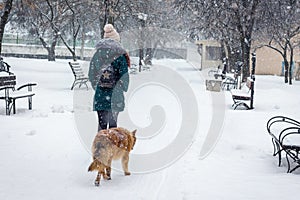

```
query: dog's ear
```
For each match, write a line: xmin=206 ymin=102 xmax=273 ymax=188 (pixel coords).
xmin=132 ymin=129 xmax=137 ymax=136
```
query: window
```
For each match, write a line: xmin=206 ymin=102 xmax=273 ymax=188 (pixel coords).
xmin=206 ymin=46 xmax=221 ymax=61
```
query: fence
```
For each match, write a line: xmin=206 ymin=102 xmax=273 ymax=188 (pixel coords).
xmin=3 ymin=34 xmax=97 ymax=48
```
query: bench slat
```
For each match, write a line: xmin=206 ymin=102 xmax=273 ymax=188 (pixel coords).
xmin=0 ymin=75 xmax=16 ymax=81
xmin=75 ymin=73 xmax=85 ymax=77
xmin=0 ymin=81 xmax=16 ymax=87
xmin=0 ymin=74 xmax=16 ymax=88
xmin=74 ymin=70 xmax=84 ymax=75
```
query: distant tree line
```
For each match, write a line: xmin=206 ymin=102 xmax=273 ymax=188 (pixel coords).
xmin=174 ymin=0 xmax=300 ymax=84
xmin=0 ymin=0 xmax=176 ymax=62
xmin=0 ymin=0 xmax=299 ymax=84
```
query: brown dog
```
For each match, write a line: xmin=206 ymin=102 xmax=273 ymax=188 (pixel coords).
xmin=88 ymin=127 xmax=137 ymax=186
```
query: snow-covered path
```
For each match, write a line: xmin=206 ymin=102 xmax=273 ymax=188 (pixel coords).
xmin=1 ymin=57 xmax=300 ymax=200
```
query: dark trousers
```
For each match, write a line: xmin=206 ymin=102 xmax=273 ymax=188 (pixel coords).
xmin=97 ymin=110 xmax=119 ymax=131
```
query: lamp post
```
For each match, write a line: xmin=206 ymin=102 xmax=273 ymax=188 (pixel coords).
xmin=137 ymin=13 xmax=147 ymax=72
xmin=251 ymin=52 xmax=256 ymax=80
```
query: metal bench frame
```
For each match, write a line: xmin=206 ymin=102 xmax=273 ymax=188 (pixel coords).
xmin=267 ymin=116 xmax=300 ymax=173
xmin=230 ymin=77 xmax=254 ymax=110
xmin=0 ymin=74 xmax=37 ymax=115
xmin=68 ymin=62 xmax=89 ymax=90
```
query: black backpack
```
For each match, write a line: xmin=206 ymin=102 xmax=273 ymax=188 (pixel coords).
xmin=98 ymin=63 xmax=117 ymax=88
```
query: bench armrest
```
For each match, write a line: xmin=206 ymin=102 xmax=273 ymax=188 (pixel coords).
xmin=16 ymin=82 xmax=38 ymax=91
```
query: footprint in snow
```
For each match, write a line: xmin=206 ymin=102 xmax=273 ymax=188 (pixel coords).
xmin=25 ymin=130 xmax=37 ymax=136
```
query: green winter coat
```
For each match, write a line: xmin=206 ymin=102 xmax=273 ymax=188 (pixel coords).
xmin=88 ymin=39 xmax=129 ymax=112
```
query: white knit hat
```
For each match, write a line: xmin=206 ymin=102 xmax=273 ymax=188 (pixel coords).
xmin=103 ymin=24 xmax=120 ymax=42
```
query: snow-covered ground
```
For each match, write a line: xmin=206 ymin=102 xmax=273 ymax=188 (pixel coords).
xmin=0 ymin=57 xmax=300 ymax=200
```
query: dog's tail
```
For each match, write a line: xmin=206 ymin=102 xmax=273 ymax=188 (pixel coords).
xmin=88 ymin=160 xmax=98 ymax=172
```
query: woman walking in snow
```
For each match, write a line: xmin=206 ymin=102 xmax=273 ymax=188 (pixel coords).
xmin=88 ymin=24 xmax=130 ymax=131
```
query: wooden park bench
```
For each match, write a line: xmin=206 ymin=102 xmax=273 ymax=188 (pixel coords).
xmin=230 ymin=77 xmax=254 ymax=110
xmin=68 ymin=62 xmax=89 ymax=90
xmin=267 ymin=116 xmax=300 ymax=173
xmin=0 ymin=73 xmax=37 ymax=115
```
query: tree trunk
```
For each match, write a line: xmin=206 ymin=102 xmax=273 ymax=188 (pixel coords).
xmin=220 ymin=41 xmax=227 ymax=61
xmin=66 ymin=0 xmax=80 ymax=61
xmin=240 ymin=34 xmax=252 ymax=82
xmin=37 ymin=30 xmax=58 ymax=62
xmin=144 ymin=39 xmax=154 ymax=65
xmin=0 ymin=0 xmax=13 ymax=55
xmin=59 ymin=35 xmax=76 ymax=61
xmin=71 ymin=51 xmax=76 ymax=61
xmin=138 ymin=48 xmax=144 ymax=72
xmin=289 ymin=46 xmax=294 ymax=85
xmin=265 ymin=42 xmax=290 ymax=84
xmin=80 ymin=28 xmax=85 ymax=60
xmin=47 ymin=47 xmax=56 ymax=61
xmin=138 ymin=19 xmax=145 ymax=72
xmin=144 ymin=48 xmax=153 ymax=65
xmin=226 ymin=44 xmax=235 ymax=72
xmin=283 ymin=49 xmax=288 ymax=83
xmin=283 ymin=59 xmax=288 ymax=83
xmin=102 ymin=0 xmax=110 ymax=33
xmin=72 ymin=35 xmax=77 ymax=61
xmin=48 ymin=40 xmax=57 ymax=61
xmin=242 ymin=42 xmax=251 ymax=81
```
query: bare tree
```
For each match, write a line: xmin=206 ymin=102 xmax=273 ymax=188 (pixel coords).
xmin=60 ymin=0 xmax=81 ymax=61
xmin=15 ymin=0 xmax=87 ymax=61
xmin=174 ymin=0 xmax=262 ymax=80
xmin=0 ymin=0 xmax=13 ymax=55
xmin=15 ymin=0 xmax=65 ymax=61
xmin=88 ymin=0 xmax=123 ymax=38
xmin=258 ymin=0 xmax=300 ymax=84
xmin=36 ymin=0 xmax=83 ymax=61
